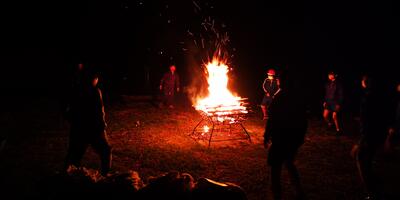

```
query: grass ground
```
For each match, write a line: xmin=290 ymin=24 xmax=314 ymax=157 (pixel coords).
xmin=0 ymin=95 xmax=399 ymax=200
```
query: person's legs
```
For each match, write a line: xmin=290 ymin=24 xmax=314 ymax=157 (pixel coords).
xmin=91 ymin=131 xmax=112 ymax=176
xmin=261 ymin=96 xmax=271 ymax=120
xmin=268 ymin=145 xmax=283 ymax=200
xmin=165 ymin=94 xmax=174 ymax=108
xmin=323 ymin=109 xmax=331 ymax=126
xmin=261 ymin=105 xmax=268 ymax=120
xmin=65 ymin=135 xmax=88 ymax=170
xmin=286 ymin=160 xmax=305 ymax=199
xmin=270 ymin=163 xmax=283 ymax=200
xmin=161 ymin=93 xmax=167 ymax=107
xmin=160 ymin=91 xmax=170 ymax=107
xmin=356 ymin=143 xmax=378 ymax=197
xmin=332 ymin=112 xmax=341 ymax=132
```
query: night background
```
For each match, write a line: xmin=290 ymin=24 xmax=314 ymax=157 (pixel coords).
xmin=1 ymin=0 xmax=399 ymax=199
xmin=3 ymin=0 xmax=399 ymax=103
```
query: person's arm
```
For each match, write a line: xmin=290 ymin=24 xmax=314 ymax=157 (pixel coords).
xmin=262 ymin=78 xmax=270 ymax=96
xmin=97 ymin=88 xmax=107 ymax=128
xmin=272 ymin=79 xmax=281 ymax=98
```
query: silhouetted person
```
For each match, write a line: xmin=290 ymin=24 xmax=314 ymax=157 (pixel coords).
xmin=65 ymin=71 xmax=112 ymax=176
xmin=64 ymin=63 xmax=85 ymax=120
xmin=323 ymin=71 xmax=344 ymax=134
xmin=264 ymin=73 xmax=307 ymax=200
xmin=159 ymin=65 xmax=180 ymax=108
xmin=261 ymin=69 xmax=280 ymax=120
xmin=352 ymin=75 xmax=390 ymax=200
xmin=386 ymin=82 xmax=400 ymax=153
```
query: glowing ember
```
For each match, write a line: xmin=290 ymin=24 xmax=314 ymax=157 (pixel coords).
xmin=195 ymin=58 xmax=247 ymax=123
xmin=203 ymin=125 xmax=209 ymax=133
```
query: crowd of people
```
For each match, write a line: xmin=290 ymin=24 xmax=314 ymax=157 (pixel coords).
xmin=62 ymin=62 xmax=399 ymax=200
xmin=261 ymin=68 xmax=399 ymax=200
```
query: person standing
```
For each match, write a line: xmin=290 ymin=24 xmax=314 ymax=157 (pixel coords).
xmin=160 ymin=65 xmax=180 ymax=108
xmin=264 ymin=73 xmax=307 ymax=200
xmin=352 ymin=75 xmax=390 ymax=200
xmin=323 ymin=71 xmax=344 ymax=134
xmin=386 ymin=82 xmax=400 ymax=153
xmin=65 ymin=71 xmax=112 ymax=176
xmin=261 ymin=69 xmax=280 ymax=120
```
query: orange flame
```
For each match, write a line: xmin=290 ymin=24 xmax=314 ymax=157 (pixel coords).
xmin=195 ymin=58 xmax=247 ymax=123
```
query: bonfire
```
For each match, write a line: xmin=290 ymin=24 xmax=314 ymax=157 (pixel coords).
xmin=190 ymin=57 xmax=251 ymax=147
xmin=194 ymin=58 xmax=248 ymax=124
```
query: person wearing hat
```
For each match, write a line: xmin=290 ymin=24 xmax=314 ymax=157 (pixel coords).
xmin=323 ymin=71 xmax=344 ymax=134
xmin=261 ymin=69 xmax=280 ymax=120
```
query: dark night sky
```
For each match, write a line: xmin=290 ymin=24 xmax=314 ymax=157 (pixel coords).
xmin=1 ymin=0 xmax=399 ymax=110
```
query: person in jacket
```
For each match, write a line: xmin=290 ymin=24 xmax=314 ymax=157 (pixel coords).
xmin=261 ymin=69 xmax=280 ymax=120
xmin=323 ymin=71 xmax=344 ymax=134
xmin=160 ymin=65 xmax=180 ymax=108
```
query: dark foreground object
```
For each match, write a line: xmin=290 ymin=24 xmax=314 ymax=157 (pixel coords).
xmin=38 ymin=166 xmax=247 ymax=200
